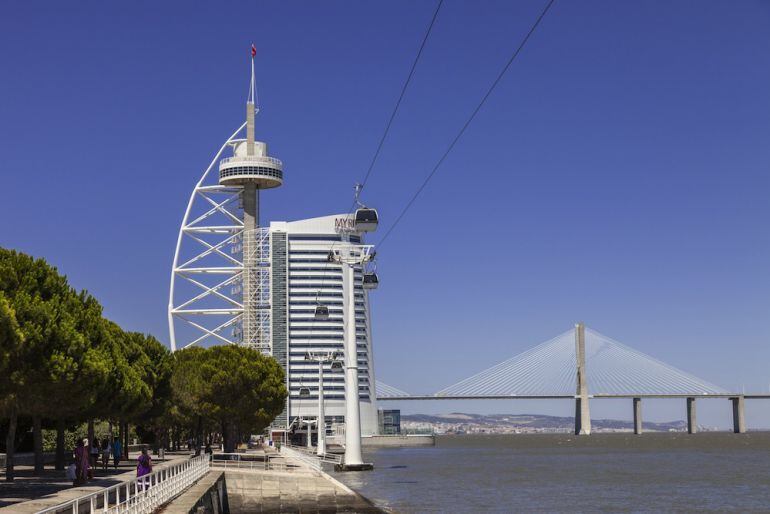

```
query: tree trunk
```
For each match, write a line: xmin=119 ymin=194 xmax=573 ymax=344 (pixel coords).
xmin=195 ymin=416 xmax=202 ymax=456
xmin=223 ymin=422 xmax=237 ymax=453
xmin=4 ymin=408 xmax=17 ymax=481
xmin=123 ymin=422 xmax=129 ymax=459
xmin=55 ymin=419 xmax=66 ymax=470
xmin=87 ymin=419 xmax=95 ymax=448
xmin=32 ymin=415 xmax=44 ymax=474
xmin=118 ymin=421 xmax=125 ymax=459
xmin=108 ymin=421 xmax=113 ymax=441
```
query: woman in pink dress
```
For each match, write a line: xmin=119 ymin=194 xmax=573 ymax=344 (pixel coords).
xmin=136 ymin=448 xmax=153 ymax=491
xmin=73 ymin=439 xmax=90 ymax=485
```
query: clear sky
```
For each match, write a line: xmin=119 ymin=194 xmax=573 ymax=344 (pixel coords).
xmin=2 ymin=1 xmax=769 ymax=428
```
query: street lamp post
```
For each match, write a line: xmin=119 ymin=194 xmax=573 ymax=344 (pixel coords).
xmin=305 ymin=351 xmax=342 ymax=456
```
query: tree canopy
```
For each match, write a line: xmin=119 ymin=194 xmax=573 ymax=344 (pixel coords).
xmin=0 ymin=247 xmax=288 ymax=478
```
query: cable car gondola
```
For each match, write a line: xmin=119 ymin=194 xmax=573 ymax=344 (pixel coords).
xmin=353 ymin=183 xmax=378 ymax=232
xmin=299 ymin=387 xmax=311 ymax=397
xmin=363 ymin=272 xmax=379 ymax=290
xmin=314 ymin=304 xmax=329 ymax=320
xmin=331 ymin=360 xmax=344 ymax=370
xmin=354 ymin=207 xmax=378 ymax=232
xmin=314 ymin=293 xmax=329 ymax=320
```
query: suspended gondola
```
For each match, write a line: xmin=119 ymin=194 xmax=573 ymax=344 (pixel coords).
xmin=353 ymin=183 xmax=378 ymax=232
xmin=299 ymin=387 xmax=311 ymax=397
xmin=363 ymin=272 xmax=379 ymax=290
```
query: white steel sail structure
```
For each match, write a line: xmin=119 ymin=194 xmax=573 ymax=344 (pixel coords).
xmin=169 ymin=47 xmax=281 ymax=352
xmin=168 ymin=122 xmax=245 ymax=351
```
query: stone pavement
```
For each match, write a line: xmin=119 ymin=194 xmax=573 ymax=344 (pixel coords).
xmin=0 ymin=451 xmax=192 ymax=513
xmin=223 ymin=468 xmax=382 ymax=513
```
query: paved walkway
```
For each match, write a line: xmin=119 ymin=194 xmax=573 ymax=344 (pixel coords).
xmin=0 ymin=451 xmax=192 ymax=513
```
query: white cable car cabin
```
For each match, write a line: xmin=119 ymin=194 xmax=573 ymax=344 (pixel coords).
xmin=299 ymin=387 xmax=311 ymax=397
xmin=363 ymin=272 xmax=379 ymax=290
xmin=354 ymin=207 xmax=378 ymax=232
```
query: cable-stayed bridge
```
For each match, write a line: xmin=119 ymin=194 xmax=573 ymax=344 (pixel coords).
xmin=376 ymin=324 xmax=769 ymax=435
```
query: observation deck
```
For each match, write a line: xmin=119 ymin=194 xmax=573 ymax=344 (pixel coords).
xmin=219 ymin=139 xmax=283 ymax=188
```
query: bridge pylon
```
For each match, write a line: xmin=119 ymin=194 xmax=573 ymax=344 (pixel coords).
xmin=574 ymin=323 xmax=591 ymax=435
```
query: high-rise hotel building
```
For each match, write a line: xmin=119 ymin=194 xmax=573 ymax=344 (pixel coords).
xmin=268 ymin=215 xmax=380 ymax=437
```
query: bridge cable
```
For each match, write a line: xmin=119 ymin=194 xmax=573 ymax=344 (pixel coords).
xmin=376 ymin=0 xmax=556 ymax=249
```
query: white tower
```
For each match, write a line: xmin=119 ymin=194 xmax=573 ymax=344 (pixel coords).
xmin=168 ymin=46 xmax=282 ymax=352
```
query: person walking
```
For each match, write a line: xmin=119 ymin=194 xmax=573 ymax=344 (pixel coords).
xmin=112 ymin=437 xmax=122 ymax=469
xmin=136 ymin=448 xmax=153 ymax=491
xmin=101 ymin=438 xmax=111 ymax=470
xmin=89 ymin=438 xmax=100 ymax=472
xmin=74 ymin=439 xmax=90 ymax=485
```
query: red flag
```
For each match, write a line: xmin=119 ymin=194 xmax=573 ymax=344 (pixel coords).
xmin=251 ymin=44 xmax=256 ymax=58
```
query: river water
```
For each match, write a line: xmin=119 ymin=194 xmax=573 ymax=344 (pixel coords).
xmin=331 ymin=433 xmax=770 ymax=513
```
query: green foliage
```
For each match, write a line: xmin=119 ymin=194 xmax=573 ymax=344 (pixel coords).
xmin=0 ymin=249 xmax=111 ymax=422
xmin=171 ymin=345 xmax=287 ymax=436
xmin=1 ymin=247 xmax=288 ymax=459
xmin=0 ymin=292 xmax=23 ymax=407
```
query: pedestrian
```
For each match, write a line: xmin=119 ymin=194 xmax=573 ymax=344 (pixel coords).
xmin=74 ymin=438 xmax=90 ymax=485
xmin=89 ymin=438 xmax=100 ymax=471
xmin=101 ymin=438 xmax=111 ymax=470
xmin=112 ymin=437 xmax=123 ymax=469
xmin=136 ymin=448 xmax=153 ymax=491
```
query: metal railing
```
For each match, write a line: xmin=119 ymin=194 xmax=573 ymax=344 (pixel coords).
xmin=279 ymin=445 xmax=322 ymax=471
xmin=35 ymin=454 xmax=210 ymax=514
xmin=209 ymin=453 xmax=303 ymax=473
xmin=282 ymin=443 xmax=343 ymax=465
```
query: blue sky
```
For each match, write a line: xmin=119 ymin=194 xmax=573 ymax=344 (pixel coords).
xmin=1 ymin=1 xmax=769 ymax=427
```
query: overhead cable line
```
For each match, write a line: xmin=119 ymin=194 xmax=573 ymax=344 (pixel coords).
xmin=356 ymin=0 xmax=444 ymax=196
xmin=377 ymin=0 xmax=556 ymax=249
xmin=302 ymin=0 xmax=445 ymax=404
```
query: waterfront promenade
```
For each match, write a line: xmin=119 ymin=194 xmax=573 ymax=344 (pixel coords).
xmin=0 ymin=451 xmax=191 ymax=513
xmin=1 ymin=448 xmax=383 ymax=513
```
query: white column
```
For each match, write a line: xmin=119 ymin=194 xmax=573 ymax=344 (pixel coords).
xmin=343 ymin=259 xmax=364 ymax=466
xmin=317 ymin=359 xmax=326 ymax=456
xmin=574 ymin=323 xmax=591 ymax=435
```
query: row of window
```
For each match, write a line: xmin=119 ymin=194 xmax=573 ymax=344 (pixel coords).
xmin=219 ymin=166 xmax=282 ymax=179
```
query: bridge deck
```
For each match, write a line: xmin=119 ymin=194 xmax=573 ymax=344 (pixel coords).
xmin=378 ymin=393 xmax=770 ymax=400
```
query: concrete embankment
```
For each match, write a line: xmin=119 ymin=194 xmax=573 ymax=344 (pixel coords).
xmin=163 ymin=451 xmax=383 ymax=513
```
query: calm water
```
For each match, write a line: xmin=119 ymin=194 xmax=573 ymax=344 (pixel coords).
xmin=331 ymin=433 xmax=770 ymax=513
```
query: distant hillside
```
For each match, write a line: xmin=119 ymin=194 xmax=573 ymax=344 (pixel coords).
xmin=401 ymin=412 xmax=687 ymax=431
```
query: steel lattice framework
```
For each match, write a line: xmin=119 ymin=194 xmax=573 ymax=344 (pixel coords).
xmin=168 ymin=122 xmax=272 ymax=352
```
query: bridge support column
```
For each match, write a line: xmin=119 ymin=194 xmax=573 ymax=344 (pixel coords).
xmin=574 ymin=323 xmax=591 ymax=435
xmin=633 ymin=398 xmax=642 ymax=435
xmin=686 ymin=397 xmax=697 ymax=434
xmin=731 ymin=396 xmax=746 ymax=434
